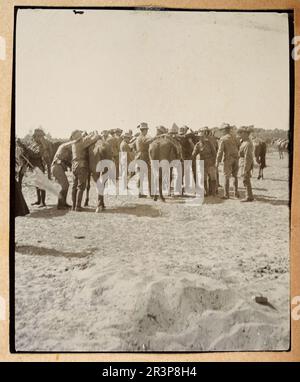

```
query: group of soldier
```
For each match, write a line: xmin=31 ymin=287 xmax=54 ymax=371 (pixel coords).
xmin=20 ymin=121 xmax=255 ymax=212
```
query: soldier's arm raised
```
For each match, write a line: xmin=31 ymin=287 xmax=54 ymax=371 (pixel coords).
xmin=82 ymin=132 xmax=100 ymax=148
xmin=191 ymin=143 xmax=200 ymax=160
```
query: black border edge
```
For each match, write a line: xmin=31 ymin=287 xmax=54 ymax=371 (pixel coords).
xmin=9 ymin=5 xmax=18 ymax=354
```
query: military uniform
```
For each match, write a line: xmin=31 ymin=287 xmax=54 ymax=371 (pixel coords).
xmin=71 ymin=132 xmax=99 ymax=211
xmin=106 ymin=132 xmax=120 ymax=177
xmin=31 ymin=129 xmax=54 ymax=207
xmin=135 ymin=123 xmax=151 ymax=197
xmin=239 ymin=136 xmax=254 ymax=201
xmin=216 ymin=130 xmax=240 ymax=198
xmin=51 ymin=142 xmax=72 ymax=208
xmin=192 ymin=136 xmax=217 ymax=196
xmin=120 ymin=139 xmax=135 ymax=163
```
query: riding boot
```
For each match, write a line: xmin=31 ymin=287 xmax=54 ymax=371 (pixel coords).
xmin=210 ymin=180 xmax=217 ymax=197
xmin=204 ymin=179 xmax=209 ymax=197
xmin=221 ymin=179 xmax=230 ymax=199
xmin=241 ymin=180 xmax=254 ymax=202
xmin=40 ymin=190 xmax=46 ymax=207
xmin=31 ymin=188 xmax=41 ymax=205
xmin=72 ymin=189 xmax=77 ymax=211
xmin=208 ymin=179 xmax=212 ymax=195
xmin=233 ymin=177 xmax=239 ymax=198
xmin=75 ymin=190 xmax=84 ymax=211
xmin=62 ymin=189 xmax=71 ymax=207
xmin=57 ymin=190 xmax=69 ymax=209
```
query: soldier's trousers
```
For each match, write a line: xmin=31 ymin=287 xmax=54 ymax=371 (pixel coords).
xmin=72 ymin=167 xmax=88 ymax=192
xmin=243 ymin=170 xmax=253 ymax=200
xmin=72 ymin=166 xmax=88 ymax=208
xmin=52 ymin=163 xmax=69 ymax=204
xmin=223 ymin=157 xmax=239 ymax=197
xmin=136 ymin=161 xmax=151 ymax=195
xmin=223 ymin=157 xmax=239 ymax=179
xmin=114 ymin=155 xmax=120 ymax=179
xmin=204 ymin=163 xmax=217 ymax=196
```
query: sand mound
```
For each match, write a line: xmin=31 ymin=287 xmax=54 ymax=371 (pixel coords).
xmin=117 ymin=275 xmax=289 ymax=351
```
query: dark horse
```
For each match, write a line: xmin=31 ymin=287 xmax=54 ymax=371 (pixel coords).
xmin=16 ymin=139 xmax=47 ymax=206
xmin=253 ymin=139 xmax=267 ymax=180
xmin=16 ymin=138 xmax=63 ymax=206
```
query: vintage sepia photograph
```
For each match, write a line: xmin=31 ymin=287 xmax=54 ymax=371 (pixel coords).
xmin=13 ymin=7 xmax=292 ymax=352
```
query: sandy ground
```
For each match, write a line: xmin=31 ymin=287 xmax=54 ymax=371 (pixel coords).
xmin=15 ymin=151 xmax=290 ymax=352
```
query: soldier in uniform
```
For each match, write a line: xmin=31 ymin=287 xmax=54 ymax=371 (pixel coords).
xmin=120 ymin=132 xmax=135 ymax=182
xmin=207 ymin=128 xmax=220 ymax=193
xmin=71 ymin=130 xmax=99 ymax=211
xmin=192 ymin=128 xmax=217 ymax=196
xmin=216 ymin=123 xmax=240 ymax=199
xmin=120 ymin=132 xmax=135 ymax=163
xmin=155 ymin=125 xmax=168 ymax=137
xmin=31 ymin=128 xmax=54 ymax=207
xmin=51 ymin=137 xmax=80 ymax=210
xmin=32 ymin=128 xmax=53 ymax=179
xmin=178 ymin=126 xmax=194 ymax=193
xmin=101 ymin=130 xmax=109 ymax=141
xmin=107 ymin=129 xmax=120 ymax=178
xmin=135 ymin=122 xmax=152 ymax=198
xmin=237 ymin=126 xmax=255 ymax=202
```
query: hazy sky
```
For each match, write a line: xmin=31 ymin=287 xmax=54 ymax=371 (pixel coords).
xmin=16 ymin=9 xmax=290 ymax=138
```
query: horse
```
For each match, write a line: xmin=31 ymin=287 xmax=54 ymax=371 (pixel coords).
xmin=16 ymin=138 xmax=64 ymax=206
xmin=275 ymin=138 xmax=289 ymax=159
xmin=253 ymin=139 xmax=267 ymax=179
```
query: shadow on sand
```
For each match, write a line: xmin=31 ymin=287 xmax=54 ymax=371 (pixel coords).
xmin=15 ymin=244 xmax=94 ymax=258
xmin=74 ymin=203 xmax=162 ymax=218
xmin=254 ymin=195 xmax=289 ymax=207
xmin=28 ymin=205 xmax=70 ymax=218
xmin=102 ymin=204 xmax=161 ymax=217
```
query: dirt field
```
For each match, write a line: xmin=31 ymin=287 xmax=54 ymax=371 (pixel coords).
xmin=15 ymin=151 xmax=290 ymax=352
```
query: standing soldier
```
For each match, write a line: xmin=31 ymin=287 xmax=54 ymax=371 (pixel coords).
xmin=179 ymin=126 xmax=194 ymax=194
xmin=120 ymin=132 xmax=135 ymax=182
xmin=51 ymin=137 xmax=80 ymax=210
xmin=71 ymin=130 xmax=99 ymax=211
xmin=155 ymin=125 xmax=168 ymax=137
xmin=31 ymin=128 xmax=54 ymax=207
xmin=107 ymin=129 xmax=120 ymax=178
xmin=192 ymin=128 xmax=217 ymax=196
xmin=207 ymin=128 xmax=220 ymax=194
xmin=101 ymin=130 xmax=109 ymax=141
xmin=120 ymin=132 xmax=135 ymax=163
xmin=135 ymin=122 xmax=152 ymax=198
xmin=115 ymin=128 xmax=123 ymax=177
xmin=237 ymin=126 xmax=255 ymax=202
xmin=216 ymin=123 xmax=240 ymax=199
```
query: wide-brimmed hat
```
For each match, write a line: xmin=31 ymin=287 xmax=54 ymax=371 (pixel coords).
xmin=169 ymin=123 xmax=179 ymax=134
xmin=179 ymin=126 xmax=189 ymax=135
xmin=33 ymin=128 xmax=45 ymax=138
xmin=137 ymin=122 xmax=149 ymax=130
xmin=156 ymin=125 xmax=167 ymax=134
xmin=237 ymin=125 xmax=254 ymax=134
xmin=115 ymin=128 xmax=123 ymax=134
xmin=219 ymin=123 xmax=233 ymax=131
xmin=70 ymin=130 xmax=82 ymax=140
